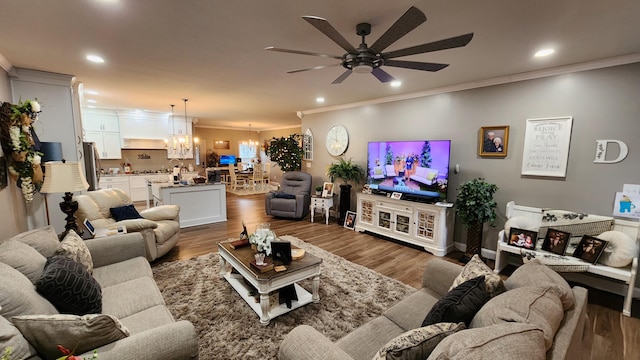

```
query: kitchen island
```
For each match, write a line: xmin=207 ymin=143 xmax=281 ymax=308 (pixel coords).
xmin=157 ymin=183 xmax=227 ymax=228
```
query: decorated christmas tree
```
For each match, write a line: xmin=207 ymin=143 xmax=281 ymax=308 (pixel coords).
xmin=420 ymin=141 xmax=432 ymax=168
xmin=385 ymin=144 xmax=393 ymax=165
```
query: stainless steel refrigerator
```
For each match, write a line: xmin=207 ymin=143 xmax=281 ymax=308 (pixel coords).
xmin=82 ymin=142 xmax=101 ymax=191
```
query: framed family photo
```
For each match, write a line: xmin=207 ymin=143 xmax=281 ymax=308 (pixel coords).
xmin=322 ymin=182 xmax=334 ymax=198
xmin=573 ymin=235 xmax=608 ymax=264
xmin=541 ymin=228 xmax=571 ymax=255
xmin=478 ymin=125 xmax=509 ymax=157
xmin=507 ymin=228 xmax=538 ymax=250
xmin=344 ymin=211 xmax=357 ymax=230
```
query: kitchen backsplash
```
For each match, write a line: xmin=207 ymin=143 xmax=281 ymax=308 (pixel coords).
xmin=100 ymin=149 xmax=201 ymax=173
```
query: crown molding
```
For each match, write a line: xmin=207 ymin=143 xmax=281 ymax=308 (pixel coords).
xmin=301 ymin=53 xmax=640 ymax=116
xmin=195 ymin=124 xmax=301 ymax=132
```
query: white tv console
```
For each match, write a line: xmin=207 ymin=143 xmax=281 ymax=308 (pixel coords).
xmin=494 ymin=201 xmax=639 ymax=317
xmin=355 ymin=193 xmax=454 ymax=256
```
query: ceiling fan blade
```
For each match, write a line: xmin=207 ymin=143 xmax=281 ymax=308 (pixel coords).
xmin=302 ymin=16 xmax=357 ymax=53
xmin=383 ymin=33 xmax=474 ymax=59
xmin=370 ymin=6 xmax=427 ymax=54
xmin=371 ymin=67 xmax=395 ymax=83
xmin=332 ymin=70 xmax=353 ymax=84
xmin=384 ymin=60 xmax=449 ymax=72
xmin=265 ymin=47 xmax=342 ymax=59
xmin=287 ymin=63 xmax=341 ymax=74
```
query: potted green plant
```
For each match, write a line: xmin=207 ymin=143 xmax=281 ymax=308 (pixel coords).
xmin=455 ymin=178 xmax=498 ymax=262
xmin=315 ymin=185 xmax=323 ymax=196
xmin=327 ymin=158 xmax=365 ymax=224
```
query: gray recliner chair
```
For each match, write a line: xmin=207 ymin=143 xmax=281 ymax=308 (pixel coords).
xmin=265 ymin=171 xmax=312 ymax=219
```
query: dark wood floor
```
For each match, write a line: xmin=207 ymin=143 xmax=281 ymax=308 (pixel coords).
xmin=152 ymin=193 xmax=640 ymax=360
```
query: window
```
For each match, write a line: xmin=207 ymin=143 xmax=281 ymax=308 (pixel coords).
xmin=238 ymin=143 xmax=257 ymax=161
xmin=303 ymin=128 xmax=313 ymax=161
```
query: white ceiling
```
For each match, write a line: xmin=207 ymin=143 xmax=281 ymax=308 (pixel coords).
xmin=1 ymin=0 xmax=639 ymax=131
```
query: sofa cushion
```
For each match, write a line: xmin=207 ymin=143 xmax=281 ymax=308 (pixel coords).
xmin=505 ymin=259 xmax=574 ymax=310
xmin=0 ymin=238 xmax=47 ymax=284
xmin=140 ymin=204 xmax=179 ymax=221
xmin=428 ymin=322 xmax=547 ymax=359
xmin=470 ymin=285 xmax=564 ymax=350
xmin=86 ymin=188 xmax=133 ymax=219
xmin=373 ymin=322 xmax=465 ymax=360
xmin=153 ymin=219 xmax=180 ymax=245
xmin=119 ymin=305 xmax=175 ymax=334
xmin=423 ymin=276 xmax=489 ymax=327
xmin=92 ymin=257 xmax=153 ymax=288
xmin=597 ymin=231 xmax=637 ymax=267
xmin=110 ymin=204 xmax=143 ymax=222
xmin=7 ymin=225 xmax=60 ymax=257
xmin=336 ymin=316 xmax=406 ymax=360
xmin=36 ymin=256 xmax=102 ymax=315
xmin=384 ymin=288 xmax=440 ymax=331
xmin=57 ymin=230 xmax=93 ymax=274
xmin=0 ymin=314 xmax=36 ymax=359
xmin=0 ymin=262 xmax=58 ymax=318
xmin=101 ymin=277 xmax=165 ymax=319
xmin=449 ymin=255 xmax=505 ymax=297
xmin=12 ymin=314 xmax=129 ymax=360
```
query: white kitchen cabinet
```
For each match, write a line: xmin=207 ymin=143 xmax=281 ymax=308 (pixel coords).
xmin=355 ymin=193 xmax=454 ymax=256
xmin=83 ymin=111 xmax=120 ymax=132
xmin=99 ymin=176 xmax=130 ymax=197
xmin=129 ymin=175 xmax=151 ymax=202
xmin=119 ymin=110 xmax=169 ymax=140
xmin=83 ymin=108 xmax=121 ymax=159
xmin=85 ymin=131 xmax=122 ymax=159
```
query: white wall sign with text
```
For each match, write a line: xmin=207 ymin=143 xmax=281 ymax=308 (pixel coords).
xmin=521 ymin=116 xmax=573 ymax=177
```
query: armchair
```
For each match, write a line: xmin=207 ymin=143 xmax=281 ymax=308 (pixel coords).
xmin=385 ymin=164 xmax=397 ymax=177
xmin=75 ymin=188 xmax=180 ymax=261
xmin=265 ymin=171 xmax=312 ymax=219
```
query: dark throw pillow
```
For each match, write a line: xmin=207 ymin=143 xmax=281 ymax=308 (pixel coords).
xmin=422 ymin=275 xmax=489 ymax=327
xmin=274 ymin=193 xmax=296 ymax=199
xmin=110 ymin=204 xmax=143 ymax=222
xmin=36 ymin=256 xmax=102 ymax=315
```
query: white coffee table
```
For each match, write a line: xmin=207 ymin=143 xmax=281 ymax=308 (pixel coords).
xmin=218 ymin=241 xmax=322 ymax=325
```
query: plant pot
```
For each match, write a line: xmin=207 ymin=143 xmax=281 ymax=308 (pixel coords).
xmin=460 ymin=221 xmax=483 ymax=263
xmin=339 ymin=184 xmax=352 ymax=225
xmin=315 ymin=191 xmax=322 ymax=196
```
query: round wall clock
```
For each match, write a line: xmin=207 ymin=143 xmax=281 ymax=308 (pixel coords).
xmin=326 ymin=124 xmax=349 ymax=156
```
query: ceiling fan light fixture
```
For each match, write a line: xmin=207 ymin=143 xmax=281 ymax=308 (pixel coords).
xmin=353 ymin=63 xmax=373 ymax=74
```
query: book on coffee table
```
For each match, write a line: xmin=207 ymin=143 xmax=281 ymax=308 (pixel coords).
xmin=250 ymin=260 xmax=274 ymax=273
xmin=230 ymin=238 xmax=250 ymax=249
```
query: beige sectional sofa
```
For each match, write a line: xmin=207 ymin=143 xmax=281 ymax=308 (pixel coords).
xmin=279 ymin=257 xmax=592 ymax=360
xmin=0 ymin=226 xmax=198 ymax=360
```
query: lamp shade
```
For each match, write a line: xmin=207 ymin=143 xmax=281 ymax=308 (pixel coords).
xmin=40 ymin=142 xmax=63 ymax=163
xmin=41 ymin=161 xmax=90 ymax=193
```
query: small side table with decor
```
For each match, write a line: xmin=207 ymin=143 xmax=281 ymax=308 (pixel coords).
xmin=310 ymin=195 xmax=334 ymax=224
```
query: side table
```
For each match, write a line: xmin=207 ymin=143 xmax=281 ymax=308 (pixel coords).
xmin=310 ymin=195 xmax=334 ymax=224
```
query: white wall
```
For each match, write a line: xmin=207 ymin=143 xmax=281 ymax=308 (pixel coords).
xmin=302 ymin=63 xmax=640 ymax=250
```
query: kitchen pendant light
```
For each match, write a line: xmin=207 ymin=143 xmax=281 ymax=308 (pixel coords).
xmin=170 ymin=104 xmax=177 ymax=150
xmin=183 ymin=98 xmax=190 ymax=151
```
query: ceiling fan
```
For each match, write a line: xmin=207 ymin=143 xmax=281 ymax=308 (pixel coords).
xmin=265 ymin=6 xmax=474 ymax=84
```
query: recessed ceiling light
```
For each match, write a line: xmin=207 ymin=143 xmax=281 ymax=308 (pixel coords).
xmin=85 ymin=90 xmax=99 ymax=95
xmin=87 ymin=99 xmax=97 ymax=103
xmin=316 ymin=97 xmax=325 ymax=103
xmin=86 ymin=54 xmax=105 ymax=63
xmin=390 ymin=80 xmax=402 ymax=88
xmin=87 ymin=105 xmax=96 ymax=109
xmin=534 ymin=48 xmax=555 ymax=58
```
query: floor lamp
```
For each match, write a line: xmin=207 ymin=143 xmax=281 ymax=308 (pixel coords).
xmin=41 ymin=160 xmax=90 ymax=240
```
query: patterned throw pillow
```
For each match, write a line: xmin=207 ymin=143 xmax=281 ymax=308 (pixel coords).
xmin=423 ymin=276 xmax=489 ymax=327
xmin=373 ymin=322 xmax=465 ymax=360
xmin=12 ymin=314 xmax=129 ymax=360
xmin=449 ymin=254 xmax=505 ymax=297
xmin=36 ymin=256 xmax=102 ymax=315
xmin=57 ymin=230 xmax=93 ymax=274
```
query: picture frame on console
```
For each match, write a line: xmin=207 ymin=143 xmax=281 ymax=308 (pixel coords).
xmin=573 ymin=235 xmax=608 ymax=264
xmin=478 ymin=125 xmax=509 ymax=157
xmin=344 ymin=211 xmax=356 ymax=230
xmin=322 ymin=182 xmax=334 ymax=198
xmin=541 ymin=228 xmax=571 ymax=255
xmin=507 ymin=227 xmax=537 ymax=250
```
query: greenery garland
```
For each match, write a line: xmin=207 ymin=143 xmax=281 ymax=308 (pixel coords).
xmin=0 ymin=99 xmax=44 ymax=202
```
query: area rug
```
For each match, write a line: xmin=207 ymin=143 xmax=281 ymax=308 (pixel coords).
xmin=152 ymin=235 xmax=415 ymax=359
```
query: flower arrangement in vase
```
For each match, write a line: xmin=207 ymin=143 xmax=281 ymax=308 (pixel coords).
xmin=248 ymin=224 xmax=275 ymax=255
xmin=0 ymin=99 xmax=44 ymax=202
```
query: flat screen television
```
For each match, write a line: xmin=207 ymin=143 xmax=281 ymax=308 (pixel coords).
xmin=219 ymin=155 xmax=236 ymax=165
xmin=366 ymin=140 xmax=451 ymax=202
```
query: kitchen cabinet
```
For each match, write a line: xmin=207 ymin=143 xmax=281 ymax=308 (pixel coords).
xmin=119 ymin=110 xmax=169 ymax=140
xmin=85 ymin=131 xmax=122 ymax=159
xmin=83 ymin=109 xmax=121 ymax=159
xmin=99 ymin=176 xmax=130 ymax=197
xmin=83 ymin=110 xmax=120 ymax=132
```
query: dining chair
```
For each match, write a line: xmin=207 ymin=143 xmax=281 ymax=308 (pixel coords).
xmin=229 ymin=166 xmax=246 ymax=190
xmin=252 ymin=163 xmax=265 ymax=190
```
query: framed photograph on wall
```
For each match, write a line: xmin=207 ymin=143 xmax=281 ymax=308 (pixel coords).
xmin=322 ymin=182 xmax=334 ymax=198
xmin=213 ymin=140 xmax=230 ymax=150
xmin=573 ymin=235 xmax=608 ymax=264
xmin=521 ymin=116 xmax=573 ymax=177
xmin=344 ymin=211 xmax=357 ymax=230
xmin=541 ymin=228 xmax=571 ymax=255
xmin=507 ymin=227 xmax=538 ymax=250
xmin=478 ymin=125 xmax=509 ymax=157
